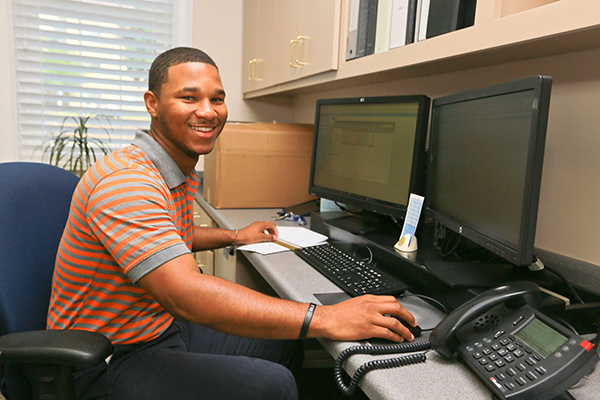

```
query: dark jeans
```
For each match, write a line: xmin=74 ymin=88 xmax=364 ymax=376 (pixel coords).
xmin=74 ymin=321 xmax=304 ymax=400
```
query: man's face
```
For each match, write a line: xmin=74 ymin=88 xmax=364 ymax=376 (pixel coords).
xmin=145 ymin=62 xmax=228 ymax=167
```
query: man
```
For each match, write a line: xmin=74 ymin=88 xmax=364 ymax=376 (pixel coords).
xmin=48 ymin=47 xmax=418 ymax=400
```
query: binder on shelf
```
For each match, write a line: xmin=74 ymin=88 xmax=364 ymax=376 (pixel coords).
xmin=389 ymin=0 xmax=417 ymax=49
xmin=346 ymin=0 xmax=379 ymax=60
xmin=359 ymin=0 xmax=379 ymax=56
xmin=374 ymin=0 xmax=394 ymax=54
xmin=346 ymin=0 xmax=360 ymax=60
xmin=415 ymin=0 xmax=431 ymax=42
xmin=425 ymin=0 xmax=476 ymax=39
xmin=358 ymin=0 xmax=379 ymax=58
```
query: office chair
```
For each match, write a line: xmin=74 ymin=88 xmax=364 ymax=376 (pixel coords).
xmin=0 ymin=162 xmax=114 ymax=400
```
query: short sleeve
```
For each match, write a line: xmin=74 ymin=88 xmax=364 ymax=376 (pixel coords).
xmin=86 ymin=169 xmax=190 ymax=282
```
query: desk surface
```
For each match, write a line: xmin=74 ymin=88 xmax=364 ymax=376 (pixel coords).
xmin=195 ymin=195 xmax=600 ymax=400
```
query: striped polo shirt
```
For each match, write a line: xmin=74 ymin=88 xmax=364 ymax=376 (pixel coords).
xmin=47 ymin=129 xmax=199 ymax=344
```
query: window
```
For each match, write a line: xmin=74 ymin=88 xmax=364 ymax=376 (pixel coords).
xmin=12 ymin=0 xmax=179 ymax=161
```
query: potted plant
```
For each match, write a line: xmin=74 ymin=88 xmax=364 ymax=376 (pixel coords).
xmin=43 ymin=114 xmax=114 ymax=176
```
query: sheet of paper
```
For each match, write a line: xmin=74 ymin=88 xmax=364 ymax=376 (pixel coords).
xmin=236 ymin=242 xmax=289 ymax=255
xmin=276 ymin=226 xmax=328 ymax=248
xmin=237 ymin=227 xmax=328 ymax=255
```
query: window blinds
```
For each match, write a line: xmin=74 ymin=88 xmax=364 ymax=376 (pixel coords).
xmin=12 ymin=0 xmax=175 ymax=161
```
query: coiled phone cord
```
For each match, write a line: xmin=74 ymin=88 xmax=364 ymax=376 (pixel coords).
xmin=334 ymin=340 xmax=432 ymax=396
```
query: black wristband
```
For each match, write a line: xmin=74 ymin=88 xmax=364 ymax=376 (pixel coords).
xmin=299 ymin=303 xmax=316 ymax=341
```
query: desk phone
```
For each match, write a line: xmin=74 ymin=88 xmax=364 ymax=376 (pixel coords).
xmin=336 ymin=282 xmax=598 ymax=400
xmin=431 ymin=281 xmax=599 ymax=400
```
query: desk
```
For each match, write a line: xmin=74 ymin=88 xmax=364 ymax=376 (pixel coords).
xmin=195 ymin=194 xmax=600 ymax=400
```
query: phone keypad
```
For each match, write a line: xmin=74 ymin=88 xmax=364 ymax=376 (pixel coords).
xmin=464 ymin=331 xmax=545 ymax=394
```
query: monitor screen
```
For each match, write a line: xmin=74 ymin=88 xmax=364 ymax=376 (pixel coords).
xmin=426 ymin=76 xmax=552 ymax=267
xmin=309 ymin=95 xmax=430 ymax=234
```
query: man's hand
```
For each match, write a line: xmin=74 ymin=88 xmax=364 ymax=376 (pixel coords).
xmin=236 ymin=221 xmax=278 ymax=245
xmin=192 ymin=220 xmax=278 ymax=251
xmin=309 ymin=295 xmax=417 ymax=343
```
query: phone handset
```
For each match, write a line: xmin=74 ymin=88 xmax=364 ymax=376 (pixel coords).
xmin=430 ymin=280 xmax=541 ymax=359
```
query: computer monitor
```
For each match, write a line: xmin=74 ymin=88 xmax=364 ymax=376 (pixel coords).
xmin=426 ymin=75 xmax=552 ymax=270
xmin=309 ymin=95 xmax=430 ymax=235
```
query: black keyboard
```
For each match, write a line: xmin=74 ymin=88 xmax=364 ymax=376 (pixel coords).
xmin=294 ymin=243 xmax=407 ymax=297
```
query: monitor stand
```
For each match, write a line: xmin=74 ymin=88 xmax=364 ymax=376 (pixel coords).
xmin=324 ymin=211 xmax=396 ymax=236
xmin=424 ymin=260 xmax=518 ymax=288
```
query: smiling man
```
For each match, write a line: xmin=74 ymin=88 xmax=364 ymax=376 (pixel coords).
xmin=47 ymin=47 xmax=418 ymax=400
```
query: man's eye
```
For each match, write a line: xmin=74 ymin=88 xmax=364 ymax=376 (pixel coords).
xmin=212 ymin=98 xmax=225 ymax=103
xmin=182 ymin=96 xmax=195 ymax=101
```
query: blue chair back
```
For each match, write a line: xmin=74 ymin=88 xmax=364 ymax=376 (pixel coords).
xmin=0 ymin=162 xmax=79 ymax=336
xmin=0 ymin=162 xmax=79 ymax=399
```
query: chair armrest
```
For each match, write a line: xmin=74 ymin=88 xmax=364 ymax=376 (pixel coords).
xmin=0 ymin=329 xmax=114 ymax=368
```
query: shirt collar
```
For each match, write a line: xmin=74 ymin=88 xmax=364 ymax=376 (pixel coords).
xmin=132 ymin=129 xmax=191 ymax=189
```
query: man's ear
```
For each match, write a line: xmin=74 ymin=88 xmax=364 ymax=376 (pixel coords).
xmin=144 ymin=90 xmax=159 ymax=117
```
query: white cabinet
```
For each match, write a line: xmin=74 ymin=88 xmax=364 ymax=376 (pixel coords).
xmin=243 ymin=0 xmax=341 ymax=94
xmin=273 ymin=0 xmax=341 ymax=84
xmin=242 ymin=0 xmax=277 ymax=92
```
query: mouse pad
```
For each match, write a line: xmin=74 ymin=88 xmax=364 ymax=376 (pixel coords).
xmin=314 ymin=291 xmax=435 ymax=343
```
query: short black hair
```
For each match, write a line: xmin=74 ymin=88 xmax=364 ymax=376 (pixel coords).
xmin=148 ymin=47 xmax=218 ymax=96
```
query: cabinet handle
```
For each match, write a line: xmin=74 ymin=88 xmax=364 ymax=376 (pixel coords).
xmin=296 ymin=36 xmax=310 ymax=66
xmin=248 ymin=59 xmax=264 ymax=81
xmin=289 ymin=39 xmax=302 ymax=68
xmin=289 ymin=36 xmax=310 ymax=68
xmin=248 ymin=59 xmax=254 ymax=80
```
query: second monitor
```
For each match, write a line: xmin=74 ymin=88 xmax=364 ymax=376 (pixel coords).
xmin=309 ymin=95 xmax=430 ymax=235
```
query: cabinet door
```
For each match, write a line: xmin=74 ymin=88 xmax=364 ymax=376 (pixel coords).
xmin=274 ymin=0 xmax=341 ymax=84
xmin=214 ymin=247 xmax=237 ymax=283
xmin=195 ymin=249 xmax=214 ymax=276
xmin=242 ymin=0 xmax=277 ymax=92
xmin=193 ymin=201 xmax=217 ymax=275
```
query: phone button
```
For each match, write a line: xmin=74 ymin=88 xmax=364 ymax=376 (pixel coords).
xmin=513 ymin=349 xmax=525 ymax=358
xmin=535 ymin=366 xmax=547 ymax=375
xmin=493 ymin=330 xmax=506 ymax=339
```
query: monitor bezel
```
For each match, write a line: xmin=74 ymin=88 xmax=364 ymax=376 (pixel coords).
xmin=308 ymin=95 xmax=431 ymax=222
xmin=425 ymin=75 xmax=553 ymax=267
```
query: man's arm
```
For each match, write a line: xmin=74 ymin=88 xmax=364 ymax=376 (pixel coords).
xmin=191 ymin=221 xmax=278 ymax=252
xmin=137 ymin=253 xmax=417 ymax=342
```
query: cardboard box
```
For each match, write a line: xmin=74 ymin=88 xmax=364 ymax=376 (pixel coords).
xmin=203 ymin=122 xmax=317 ymax=209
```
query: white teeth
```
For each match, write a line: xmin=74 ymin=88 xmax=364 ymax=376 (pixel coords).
xmin=191 ymin=126 xmax=213 ymax=132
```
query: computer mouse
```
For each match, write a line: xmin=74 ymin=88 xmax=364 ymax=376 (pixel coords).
xmin=385 ymin=314 xmax=422 ymax=338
